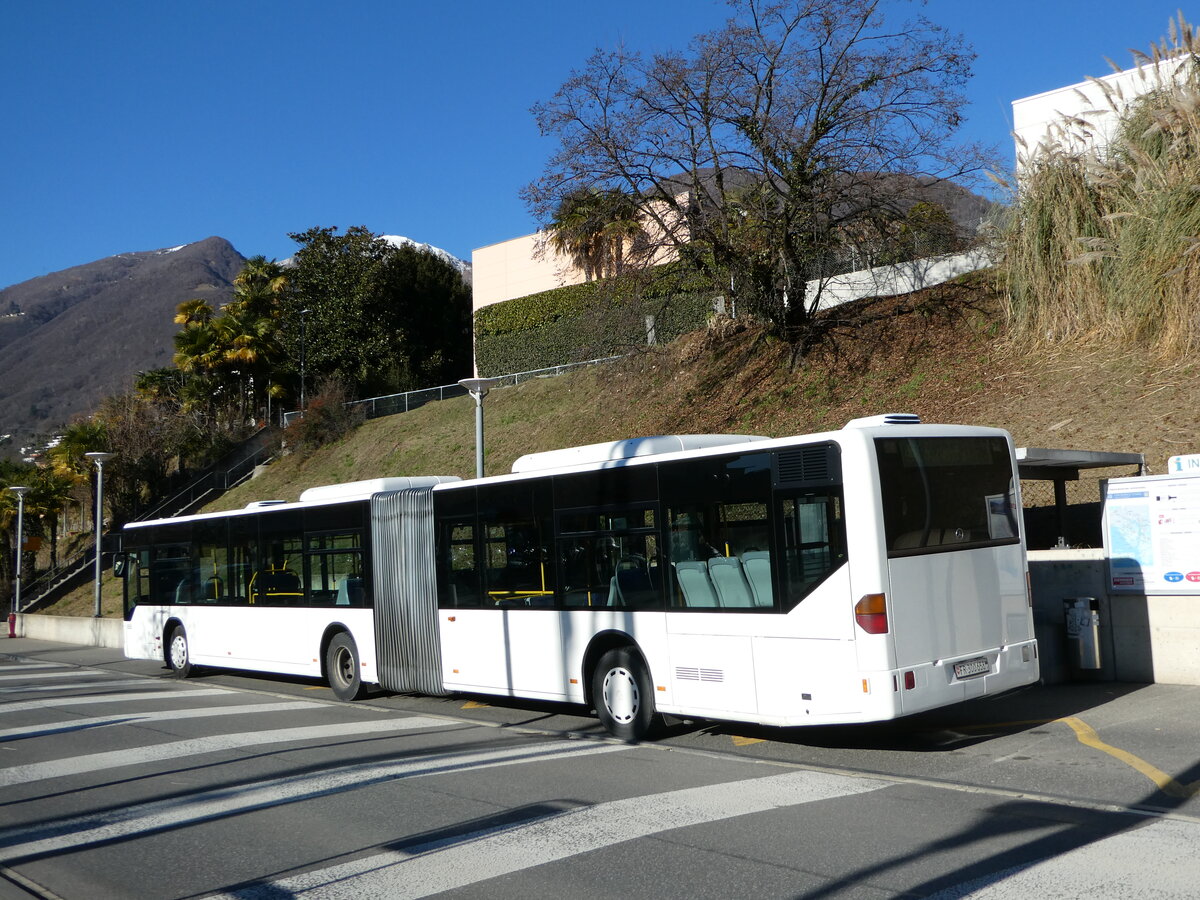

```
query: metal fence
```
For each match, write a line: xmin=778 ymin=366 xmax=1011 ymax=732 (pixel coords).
xmin=281 ymin=355 xmax=623 ymax=427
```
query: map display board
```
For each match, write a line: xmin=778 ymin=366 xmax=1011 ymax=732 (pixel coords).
xmin=1103 ymin=473 xmax=1200 ymax=593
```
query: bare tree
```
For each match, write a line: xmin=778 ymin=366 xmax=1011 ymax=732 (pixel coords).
xmin=525 ymin=0 xmax=993 ymax=351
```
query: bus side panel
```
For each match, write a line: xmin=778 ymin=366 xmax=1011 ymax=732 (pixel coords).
xmin=440 ymin=608 xmax=569 ymax=699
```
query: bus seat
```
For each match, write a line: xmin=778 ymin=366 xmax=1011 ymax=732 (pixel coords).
xmin=615 ymin=566 xmax=655 ymax=607
xmin=741 ymin=551 xmax=773 ymax=607
xmin=709 ymin=556 xmax=754 ymax=608
xmin=676 ymin=561 xmax=719 ymax=607
xmin=336 ymin=577 xmax=363 ymax=606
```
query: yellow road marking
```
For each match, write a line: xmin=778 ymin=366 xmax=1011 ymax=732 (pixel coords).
xmin=304 ymin=686 xmax=327 ymax=691
xmin=461 ymin=700 xmax=490 ymax=709
xmin=1058 ymin=716 xmax=1199 ymax=799
xmin=732 ymin=735 xmax=765 ymax=747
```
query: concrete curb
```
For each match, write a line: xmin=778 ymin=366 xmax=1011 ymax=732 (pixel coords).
xmin=10 ymin=614 xmax=123 ymax=649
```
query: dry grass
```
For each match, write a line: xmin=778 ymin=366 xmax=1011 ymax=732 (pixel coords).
xmin=1004 ymin=16 xmax=1200 ymax=357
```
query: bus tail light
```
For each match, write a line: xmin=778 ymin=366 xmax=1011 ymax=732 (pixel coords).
xmin=903 ymin=670 xmax=915 ymax=690
xmin=855 ymin=593 xmax=888 ymax=634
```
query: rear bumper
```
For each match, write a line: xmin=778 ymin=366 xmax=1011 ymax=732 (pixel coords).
xmin=896 ymin=639 xmax=1040 ymax=716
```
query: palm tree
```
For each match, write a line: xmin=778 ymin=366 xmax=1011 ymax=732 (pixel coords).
xmin=548 ymin=188 xmax=645 ymax=280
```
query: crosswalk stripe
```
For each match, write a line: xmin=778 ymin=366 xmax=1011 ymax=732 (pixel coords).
xmin=0 ymin=701 xmax=320 ymax=740
xmin=209 ymin=769 xmax=889 ymax=899
xmin=924 ymin=817 xmax=1200 ymax=899
xmin=0 ymin=678 xmax=166 ymax=695
xmin=0 ymin=687 xmax=232 ymax=715
xmin=0 ymin=670 xmax=99 ymax=682
xmin=0 ymin=716 xmax=457 ymax=787
xmin=0 ymin=739 xmax=630 ymax=861
xmin=0 ymin=663 xmax=68 ymax=672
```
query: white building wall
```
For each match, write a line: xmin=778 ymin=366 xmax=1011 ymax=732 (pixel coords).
xmin=1012 ymin=57 xmax=1187 ymax=166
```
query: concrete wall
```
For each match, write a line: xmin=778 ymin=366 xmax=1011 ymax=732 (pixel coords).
xmin=13 ymin=614 xmax=123 ymax=649
xmin=1029 ymin=548 xmax=1200 ymax=686
xmin=809 ymin=248 xmax=994 ymax=311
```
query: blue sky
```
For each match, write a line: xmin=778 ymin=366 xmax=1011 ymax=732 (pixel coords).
xmin=0 ymin=1 xmax=1189 ymax=289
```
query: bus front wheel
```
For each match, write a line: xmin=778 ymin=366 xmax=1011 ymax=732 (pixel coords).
xmin=167 ymin=626 xmax=193 ymax=679
xmin=592 ymin=647 xmax=657 ymax=742
xmin=326 ymin=633 xmax=366 ymax=701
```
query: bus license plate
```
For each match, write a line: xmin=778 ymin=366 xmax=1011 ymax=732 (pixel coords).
xmin=953 ymin=657 xmax=989 ymax=679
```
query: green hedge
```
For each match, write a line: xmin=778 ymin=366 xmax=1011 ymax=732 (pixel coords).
xmin=474 ymin=265 xmax=717 ymax=376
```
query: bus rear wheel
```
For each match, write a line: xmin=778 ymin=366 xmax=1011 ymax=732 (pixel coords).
xmin=326 ymin=633 xmax=366 ymax=701
xmin=167 ymin=625 xmax=193 ymax=679
xmin=592 ymin=647 xmax=658 ymax=742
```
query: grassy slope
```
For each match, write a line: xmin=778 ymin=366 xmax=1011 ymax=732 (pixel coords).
xmin=46 ymin=272 xmax=1200 ymax=614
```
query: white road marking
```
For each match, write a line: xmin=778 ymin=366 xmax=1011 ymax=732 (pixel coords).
xmin=0 ymin=739 xmax=630 ymax=860
xmin=0 ymin=701 xmax=320 ymax=740
xmin=925 ymin=817 xmax=1200 ymax=899
xmin=0 ymin=678 xmax=157 ymax=695
xmin=210 ymin=769 xmax=888 ymax=899
xmin=0 ymin=663 xmax=68 ymax=671
xmin=0 ymin=670 xmax=103 ymax=682
xmin=0 ymin=687 xmax=232 ymax=715
xmin=0 ymin=716 xmax=457 ymax=787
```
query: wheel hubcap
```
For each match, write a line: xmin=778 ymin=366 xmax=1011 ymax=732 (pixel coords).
xmin=171 ymin=636 xmax=186 ymax=668
xmin=603 ymin=667 xmax=638 ymax=724
xmin=334 ymin=648 xmax=352 ymax=684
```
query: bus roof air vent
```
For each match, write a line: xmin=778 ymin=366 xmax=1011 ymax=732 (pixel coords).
xmin=244 ymin=500 xmax=287 ymax=509
xmin=843 ymin=413 xmax=921 ymax=429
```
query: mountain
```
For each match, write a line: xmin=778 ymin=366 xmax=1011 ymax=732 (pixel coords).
xmin=0 ymin=236 xmax=246 ymax=455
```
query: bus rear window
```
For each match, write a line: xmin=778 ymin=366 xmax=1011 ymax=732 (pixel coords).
xmin=875 ymin=436 xmax=1020 ymax=556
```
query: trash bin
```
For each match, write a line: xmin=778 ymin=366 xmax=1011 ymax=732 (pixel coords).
xmin=1064 ymin=597 xmax=1101 ymax=670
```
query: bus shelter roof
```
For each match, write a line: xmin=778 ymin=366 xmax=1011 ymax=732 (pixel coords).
xmin=1016 ymin=447 xmax=1147 ymax=482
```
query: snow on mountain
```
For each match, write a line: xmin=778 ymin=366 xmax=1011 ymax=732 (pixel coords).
xmin=279 ymin=234 xmax=472 ymax=283
xmin=379 ymin=235 xmax=472 ymax=281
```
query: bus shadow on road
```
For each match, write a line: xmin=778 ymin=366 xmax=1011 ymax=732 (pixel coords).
xmin=692 ymin=681 xmax=1153 ymax=752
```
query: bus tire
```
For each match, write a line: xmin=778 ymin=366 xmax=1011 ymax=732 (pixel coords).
xmin=326 ymin=633 xmax=366 ymax=701
xmin=592 ymin=647 xmax=657 ymax=742
xmin=167 ymin=625 xmax=193 ymax=679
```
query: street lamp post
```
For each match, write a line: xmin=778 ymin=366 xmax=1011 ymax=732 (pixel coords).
xmin=8 ymin=485 xmax=30 ymax=635
xmin=299 ymin=309 xmax=311 ymax=412
xmin=84 ymin=452 xmax=114 ymax=618
xmin=457 ymin=378 xmax=498 ymax=479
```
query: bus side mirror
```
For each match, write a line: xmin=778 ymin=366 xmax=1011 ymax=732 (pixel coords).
xmin=113 ymin=556 xmax=126 ymax=577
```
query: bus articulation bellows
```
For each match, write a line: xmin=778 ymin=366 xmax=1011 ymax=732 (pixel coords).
xmin=121 ymin=414 xmax=1039 ymax=741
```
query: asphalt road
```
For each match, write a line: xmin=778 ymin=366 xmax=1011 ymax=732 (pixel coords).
xmin=2 ymin=638 xmax=1199 ymax=899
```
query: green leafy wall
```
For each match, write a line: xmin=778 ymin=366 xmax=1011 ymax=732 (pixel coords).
xmin=474 ymin=267 xmax=716 ymax=375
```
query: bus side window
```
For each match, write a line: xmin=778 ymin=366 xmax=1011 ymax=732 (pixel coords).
xmin=776 ymin=492 xmax=846 ymax=608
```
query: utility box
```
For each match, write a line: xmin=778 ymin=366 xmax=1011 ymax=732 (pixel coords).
xmin=1064 ymin=597 xmax=1101 ymax=670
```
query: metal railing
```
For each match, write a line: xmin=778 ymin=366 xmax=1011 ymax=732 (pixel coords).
xmin=281 ymin=355 xmax=623 ymax=426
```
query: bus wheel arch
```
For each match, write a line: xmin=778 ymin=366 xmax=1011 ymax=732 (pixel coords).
xmin=584 ymin=633 xmax=659 ymax=742
xmin=164 ymin=620 xmax=193 ymax=678
xmin=322 ymin=627 xmax=366 ymax=701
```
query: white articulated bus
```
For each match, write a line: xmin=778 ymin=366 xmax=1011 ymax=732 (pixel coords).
xmin=122 ymin=414 xmax=1039 ymax=740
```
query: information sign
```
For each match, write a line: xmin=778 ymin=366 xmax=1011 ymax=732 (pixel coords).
xmin=1104 ymin=473 xmax=1200 ymax=593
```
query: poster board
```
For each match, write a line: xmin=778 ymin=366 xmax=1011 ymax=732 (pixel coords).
xmin=1103 ymin=472 xmax=1200 ymax=593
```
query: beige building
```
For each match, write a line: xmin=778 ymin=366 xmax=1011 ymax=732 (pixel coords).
xmin=470 ymin=232 xmax=588 ymax=316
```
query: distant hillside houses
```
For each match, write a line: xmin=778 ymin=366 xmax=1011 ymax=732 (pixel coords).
xmin=472 ymin=174 xmax=992 ymax=316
